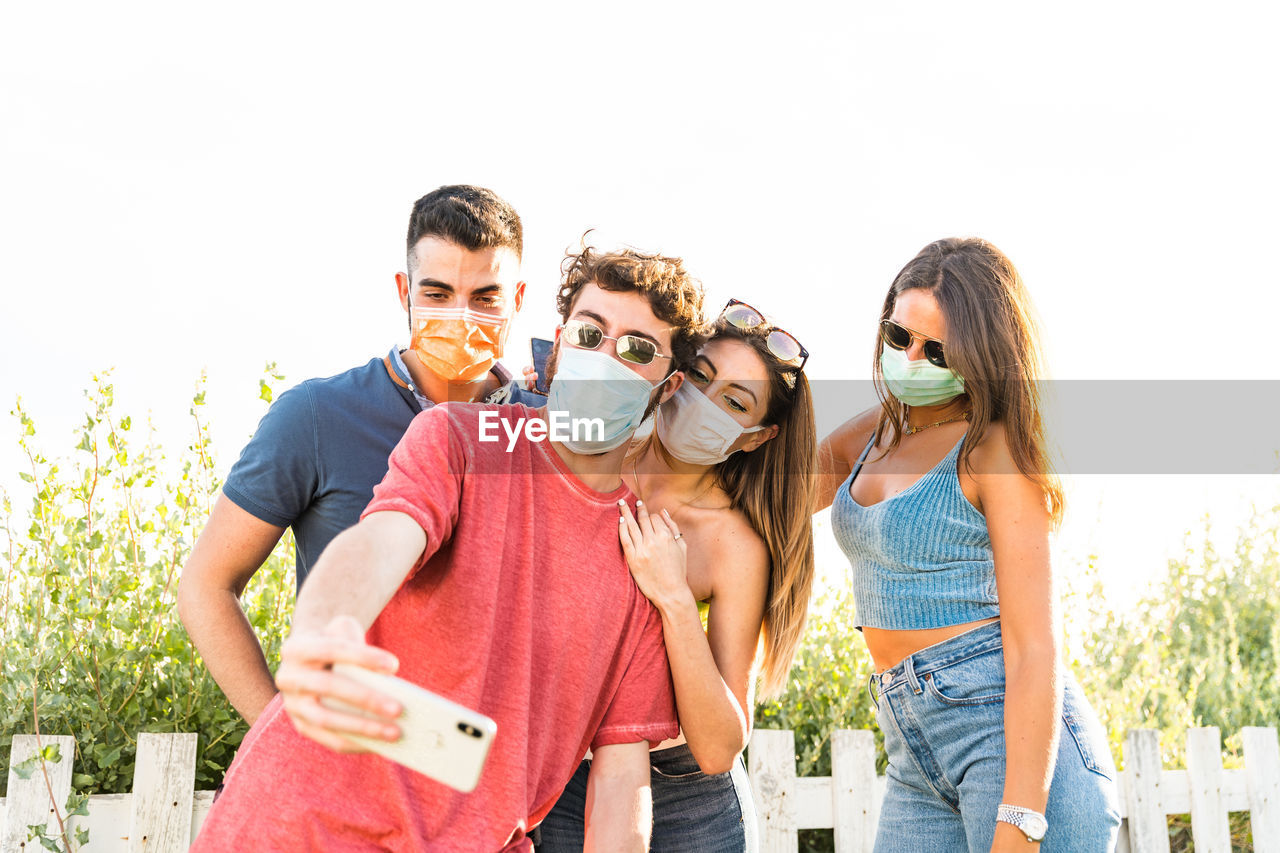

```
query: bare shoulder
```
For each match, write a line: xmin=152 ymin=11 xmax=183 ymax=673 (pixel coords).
xmin=821 ymin=405 xmax=882 ymax=467
xmin=702 ymin=507 xmax=770 ymax=594
xmin=964 ymin=421 xmax=1047 ymax=519
xmin=965 ymin=420 xmax=1020 ymax=477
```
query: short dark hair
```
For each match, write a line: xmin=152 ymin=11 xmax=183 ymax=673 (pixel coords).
xmin=556 ymin=240 xmax=707 ymax=370
xmin=405 ymin=185 xmax=523 ymax=275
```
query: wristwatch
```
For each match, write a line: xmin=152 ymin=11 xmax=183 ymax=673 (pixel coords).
xmin=996 ymin=804 xmax=1048 ymax=843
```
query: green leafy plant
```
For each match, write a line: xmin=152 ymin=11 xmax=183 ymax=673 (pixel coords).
xmin=1064 ymin=506 xmax=1280 ymax=852
xmin=1 ymin=367 xmax=295 ymax=799
xmin=1067 ymin=511 xmax=1280 ymax=767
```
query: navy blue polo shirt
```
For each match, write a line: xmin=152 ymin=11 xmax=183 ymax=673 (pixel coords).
xmin=222 ymin=347 xmax=544 ymax=592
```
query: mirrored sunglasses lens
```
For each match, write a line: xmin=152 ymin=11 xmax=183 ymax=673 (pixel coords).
xmin=617 ymin=336 xmax=657 ymax=364
xmin=881 ymin=320 xmax=911 ymax=351
xmin=766 ymin=330 xmax=802 ymax=364
xmin=924 ymin=341 xmax=947 ymax=368
xmin=724 ymin=304 xmax=764 ymax=329
xmin=567 ymin=321 xmax=603 ymax=349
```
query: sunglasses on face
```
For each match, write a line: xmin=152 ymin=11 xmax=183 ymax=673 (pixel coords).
xmin=560 ymin=319 xmax=672 ymax=365
xmin=720 ymin=299 xmax=809 ymax=372
xmin=880 ymin=319 xmax=949 ymax=368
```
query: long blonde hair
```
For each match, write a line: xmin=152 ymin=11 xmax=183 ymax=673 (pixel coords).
xmin=709 ymin=321 xmax=817 ymax=698
xmin=872 ymin=238 xmax=1065 ymax=526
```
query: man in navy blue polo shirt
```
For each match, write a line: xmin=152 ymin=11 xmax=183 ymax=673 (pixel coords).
xmin=177 ymin=185 xmax=542 ymax=725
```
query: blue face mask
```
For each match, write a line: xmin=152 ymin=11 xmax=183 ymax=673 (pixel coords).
xmin=546 ymin=347 xmax=666 ymax=454
xmin=880 ymin=346 xmax=966 ymax=406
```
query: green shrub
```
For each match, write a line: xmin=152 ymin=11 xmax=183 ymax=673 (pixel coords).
xmin=1 ymin=370 xmax=295 ymax=798
xmin=1064 ymin=507 xmax=1280 ymax=852
xmin=1066 ymin=506 xmax=1280 ymax=766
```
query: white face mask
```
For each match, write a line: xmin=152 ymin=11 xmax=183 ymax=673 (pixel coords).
xmin=656 ymin=382 xmax=765 ymax=466
xmin=546 ymin=347 xmax=666 ymax=454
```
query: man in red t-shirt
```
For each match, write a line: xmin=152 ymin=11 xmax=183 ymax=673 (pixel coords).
xmin=191 ymin=246 xmax=707 ymax=852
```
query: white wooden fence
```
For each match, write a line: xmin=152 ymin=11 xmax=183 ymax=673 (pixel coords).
xmin=748 ymin=726 xmax=1280 ymax=853
xmin=1 ymin=726 xmax=1277 ymax=852
xmin=1 ymin=734 xmax=214 ymax=853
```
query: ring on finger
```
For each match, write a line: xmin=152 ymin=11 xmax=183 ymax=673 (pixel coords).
xmin=673 ymin=533 xmax=683 ymax=541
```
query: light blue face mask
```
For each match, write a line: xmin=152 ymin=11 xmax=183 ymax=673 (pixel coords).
xmin=546 ymin=347 xmax=666 ymax=454
xmin=880 ymin=346 xmax=966 ymax=406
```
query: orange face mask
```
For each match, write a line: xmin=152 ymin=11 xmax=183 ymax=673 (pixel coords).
xmin=409 ymin=306 xmax=510 ymax=383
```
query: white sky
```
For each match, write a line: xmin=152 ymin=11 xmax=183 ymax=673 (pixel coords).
xmin=3 ymin=1 xmax=1278 ymax=605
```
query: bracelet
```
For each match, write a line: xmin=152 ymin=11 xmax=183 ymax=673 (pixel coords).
xmin=996 ymin=803 xmax=1048 ymax=843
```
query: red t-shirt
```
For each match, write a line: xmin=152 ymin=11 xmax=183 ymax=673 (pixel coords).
xmin=192 ymin=403 xmax=677 ymax=852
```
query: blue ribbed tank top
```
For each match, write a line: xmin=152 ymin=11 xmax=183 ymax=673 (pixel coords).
xmin=831 ymin=433 xmax=999 ymax=630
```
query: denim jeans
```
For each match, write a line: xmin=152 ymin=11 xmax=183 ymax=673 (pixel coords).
xmin=870 ymin=621 xmax=1120 ymax=852
xmin=536 ymin=743 xmax=758 ymax=852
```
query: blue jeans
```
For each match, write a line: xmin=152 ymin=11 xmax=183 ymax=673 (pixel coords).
xmin=536 ymin=743 xmax=758 ymax=852
xmin=871 ymin=621 xmax=1120 ymax=852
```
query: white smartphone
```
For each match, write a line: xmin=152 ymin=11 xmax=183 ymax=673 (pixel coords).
xmin=321 ymin=663 xmax=497 ymax=793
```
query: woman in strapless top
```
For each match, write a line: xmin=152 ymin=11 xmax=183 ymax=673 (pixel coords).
xmin=817 ymin=238 xmax=1120 ymax=852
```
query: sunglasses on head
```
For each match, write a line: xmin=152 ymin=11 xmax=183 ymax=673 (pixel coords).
xmin=560 ymin=319 xmax=672 ymax=365
xmin=880 ymin=319 xmax=949 ymax=368
xmin=720 ymin=299 xmax=809 ymax=372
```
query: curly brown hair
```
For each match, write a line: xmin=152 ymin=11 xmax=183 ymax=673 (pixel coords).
xmin=556 ymin=241 xmax=707 ymax=369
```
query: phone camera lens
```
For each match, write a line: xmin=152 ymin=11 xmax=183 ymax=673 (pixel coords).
xmin=457 ymin=722 xmax=482 ymax=738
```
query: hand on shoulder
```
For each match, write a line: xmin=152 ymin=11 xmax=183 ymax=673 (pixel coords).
xmin=617 ymin=500 xmax=692 ymax=613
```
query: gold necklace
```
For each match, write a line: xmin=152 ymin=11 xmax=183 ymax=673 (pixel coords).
xmin=630 ymin=454 xmax=717 ymax=510
xmin=904 ymin=410 xmax=969 ymax=436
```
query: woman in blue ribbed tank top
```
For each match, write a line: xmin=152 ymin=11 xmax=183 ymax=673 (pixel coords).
xmin=818 ymin=239 xmax=1120 ymax=852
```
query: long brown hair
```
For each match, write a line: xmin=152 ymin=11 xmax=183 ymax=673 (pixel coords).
xmin=872 ymin=237 xmax=1064 ymax=526
xmin=709 ymin=320 xmax=817 ymax=698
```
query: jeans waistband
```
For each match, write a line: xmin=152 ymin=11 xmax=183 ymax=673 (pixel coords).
xmin=650 ymin=742 xmax=701 ymax=775
xmin=870 ymin=620 xmax=1003 ymax=697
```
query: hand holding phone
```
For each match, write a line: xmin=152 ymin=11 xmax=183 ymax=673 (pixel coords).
xmin=529 ymin=337 xmax=553 ymax=395
xmin=275 ymin=616 xmax=404 ymax=754
xmin=321 ymin=664 xmax=497 ymax=792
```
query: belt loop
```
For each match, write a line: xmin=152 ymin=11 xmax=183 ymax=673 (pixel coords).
xmin=904 ymin=655 xmax=922 ymax=695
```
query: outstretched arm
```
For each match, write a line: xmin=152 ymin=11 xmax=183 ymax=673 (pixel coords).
xmin=273 ymin=510 xmax=426 ymax=753
xmin=583 ymin=740 xmax=654 ymax=853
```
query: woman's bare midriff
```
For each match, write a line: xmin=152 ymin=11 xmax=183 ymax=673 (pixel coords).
xmin=863 ymin=616 xmax=1001 ymax=673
